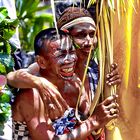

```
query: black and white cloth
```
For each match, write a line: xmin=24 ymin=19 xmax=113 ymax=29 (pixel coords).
xmin=12 ymin=121 xmax=31 ymax=140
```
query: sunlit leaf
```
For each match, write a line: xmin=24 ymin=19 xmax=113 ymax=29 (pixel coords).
xmin=87 ymin=0 xmax=96 ymax=8
xmin=0 ymin=63 xmax=6 ymax=74
xmin=1 ymin=19 xmax=19 ymax=40
xmin=108 ymin=0 xmax=115 ymax=11
xmin=0 ymin=7 xmax=8 ymax=23
xmin=0 ymin=93 xmax=10 ymax=103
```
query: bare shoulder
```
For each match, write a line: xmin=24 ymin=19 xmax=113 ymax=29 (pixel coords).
xmin=13 ymin=88 xmax=41 ymax=122
xmin=17 ymin=89 xmax=36 ymax=103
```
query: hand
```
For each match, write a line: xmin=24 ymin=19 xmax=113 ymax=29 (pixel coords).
xmin=89 ymin=94 xmax=119 ymax=129
xmin=106 ymin=63 xmax=121 ymax=86
xmin=35 ymin=77 xmax=69 ymax=120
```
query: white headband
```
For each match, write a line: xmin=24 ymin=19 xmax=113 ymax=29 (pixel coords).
xmin=61 ymin=17 xmax=96 ymax=30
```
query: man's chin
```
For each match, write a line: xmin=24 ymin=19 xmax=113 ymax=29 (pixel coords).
xmin=59 ymin=73 xmax=75 ymax=80
xmin=81 ymin=48 xmax=93 ymax=55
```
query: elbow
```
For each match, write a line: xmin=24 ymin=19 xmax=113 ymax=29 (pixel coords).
xmin=7 ymin=69 xmax=28 ymax=88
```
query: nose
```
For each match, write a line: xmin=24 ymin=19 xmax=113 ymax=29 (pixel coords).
xmin=84 ymin=34 xmax=93 ymax=46
xmin=63 ymin=54 xmax=74 ymax=64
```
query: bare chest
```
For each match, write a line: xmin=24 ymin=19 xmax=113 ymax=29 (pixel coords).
xmin=59 ymin=81 xmax=79 ymax=108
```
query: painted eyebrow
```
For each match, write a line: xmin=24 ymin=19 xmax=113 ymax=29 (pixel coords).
xmin=56 ymin=46 xmax=74 ymax=51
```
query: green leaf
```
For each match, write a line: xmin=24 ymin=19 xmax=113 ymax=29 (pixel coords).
xmin=16 ymin=0 xmax=40 ymax=18
xmin=2 ymin=19 xmax=19 ymax=40
xmin=0 ymin=113 xmax=7 ymax=122
xmin=0 ymin=62 xmax=6 ymax=74
xmin=0 ymin=54 xmax=14 ymax=73
xmin=0 ymin=103 xmax=11 ymax=114
xmin=36 ymin=5 xmax=51 ymax=12
xmin=92 ymin=46 xmax=99 ymax=62
xmin=0 ymin=7 xmax=8 ymax=23
xmin=74 ymin=43 xmax=80 ymax=49
xmin=0 ymin=123 xmax=4 ymax=135
xmin=0 ymin=93 xmax=10 ymax=103
xmin=0 ymin=40 xmax=11 ymax=55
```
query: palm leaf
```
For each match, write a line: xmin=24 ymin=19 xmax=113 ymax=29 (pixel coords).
xmin=124 ymin=1 xmax=133 ymax=89
xmin=89 ymin=24 xmax=105 ymax=115
xmin=87 ymin=0 xmax=96 ymax=8
xmin=0 ymin=7 xmax=8 ymax=23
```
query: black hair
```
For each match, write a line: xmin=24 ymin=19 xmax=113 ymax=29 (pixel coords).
xmin=34 ymin=28 xmax=68 ymax=55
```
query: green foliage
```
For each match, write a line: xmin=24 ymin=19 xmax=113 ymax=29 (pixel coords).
xmin=0 ymin=7 xmax=16 ymax=74
xmin=0 ymin=54 xmax=14 ymax=74
xmin=0 ymin=7 xmax=8 ymax=23
xmin=0 ymin=8 xmax=19 ymax=42
xmin=0 ymin=101 xmax=11 ymax=135
xmin=16 ymin=0 xmax=53 ymax=51
xmin=0 ymin=7 xmax=18 ymax=135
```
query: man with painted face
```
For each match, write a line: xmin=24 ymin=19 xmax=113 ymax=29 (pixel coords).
xmin=12 ymin=28 xmax=119 ymax=140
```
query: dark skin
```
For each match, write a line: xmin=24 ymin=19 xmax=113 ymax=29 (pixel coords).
xmin=12 ymin=34 xmax=119 ymax=140
xmin=8 ymin=21 xmax=121 ymax=121
xmin=70 ymin=23 xmax=121 ymax=86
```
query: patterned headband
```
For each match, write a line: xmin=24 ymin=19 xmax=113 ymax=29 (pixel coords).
xmin=60 ymin=16 xmax=96 ymax=30
xmin=57 ymin=7 xmax=95 ymax=28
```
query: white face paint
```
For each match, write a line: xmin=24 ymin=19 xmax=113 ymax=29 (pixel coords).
xmin=70 ymin=23 xmax=97 ymax=55
xmin=59 ymin=36 xmax=72 ymax=51
xmin=48 ymin=35 xmax=78 ymax=80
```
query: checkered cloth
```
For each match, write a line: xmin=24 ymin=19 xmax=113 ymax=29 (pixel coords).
xmin=12 ymin=121 xmax=31 ymax=140
xmin=87 ymin=59 xmax=99 ymax=101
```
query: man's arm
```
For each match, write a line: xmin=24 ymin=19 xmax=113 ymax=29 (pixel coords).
xmin=7 ymin=62 xmax=39 ymax=88
xmin=7 ymin=63 xmax=68 ymax=119
xmin=18 ymin=90 xmax=119 ymax=140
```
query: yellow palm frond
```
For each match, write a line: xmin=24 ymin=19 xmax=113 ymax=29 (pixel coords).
xmin=87 ymin=0 xmax=97 ymax=8
xmin=124 ymin=1 xmax=133 ymax=89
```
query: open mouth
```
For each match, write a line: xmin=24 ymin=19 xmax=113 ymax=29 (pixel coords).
xmin=59 ymin=67 xmax=75 ymax=79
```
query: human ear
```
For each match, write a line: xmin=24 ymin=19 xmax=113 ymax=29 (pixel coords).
xmin=36 ymin=55 xmax=47 ymax=69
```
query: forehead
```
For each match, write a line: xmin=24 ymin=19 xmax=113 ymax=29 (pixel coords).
xmin=47 ymin=35 xmax=74 ymax=50
xmin=70 ymin=23 xmax=96 ymax=33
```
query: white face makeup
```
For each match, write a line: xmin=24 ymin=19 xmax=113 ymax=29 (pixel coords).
xmin=47 ymin=35 xmax=77 ymax=80
xmin=69 ymin=23 xmax=97 ymax=55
